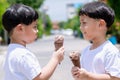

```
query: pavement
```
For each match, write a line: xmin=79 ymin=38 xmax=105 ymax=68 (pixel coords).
xmin=0 ymin=45 xmax=7 ymax=66
xmin=0 ymin=45 xmax=7 ymax=80
xmin=0 ymin=35 xmax=120 ymax=80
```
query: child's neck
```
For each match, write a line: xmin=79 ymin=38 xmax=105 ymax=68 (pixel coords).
xmin=10 ymin=38 xmax=26 ymax=47
xmin=90 ymin=38 xmax=106 ymax=50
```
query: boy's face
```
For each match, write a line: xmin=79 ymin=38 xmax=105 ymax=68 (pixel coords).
xmin=80 ymin=15 xmax=101 ymax=41
xmin=22 ymin=20 xmax=38 ymax=44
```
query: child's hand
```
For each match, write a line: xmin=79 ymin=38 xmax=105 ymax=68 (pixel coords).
xmin=53 ymin=46 xmax=64 ymax=64
xmin=71 ymin=66 xmax=88 ymax=80
xmin=54 ymin=35 xmax=64 ymax=51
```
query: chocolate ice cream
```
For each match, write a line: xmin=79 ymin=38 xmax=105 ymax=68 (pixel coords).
xmin=69 ymin=51 xmax=80 ymax=68
xmin=54 ymin=35 xmax=64 ymax=51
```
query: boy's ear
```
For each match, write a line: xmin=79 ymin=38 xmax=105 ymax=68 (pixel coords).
xmin=99 ymin=19 xmax=106 ymax=28
xmin=15 ymin=24 xmax=24 ymax=32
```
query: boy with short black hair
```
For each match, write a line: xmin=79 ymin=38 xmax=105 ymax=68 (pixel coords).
xmin=71 ymin=1 xmax=120 ymax=80
xmin=2 ymin=4 xmax=64 ymax=80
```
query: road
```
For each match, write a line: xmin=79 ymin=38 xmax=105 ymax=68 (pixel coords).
xmin=0 ymin=35 xmax=90 ymax=80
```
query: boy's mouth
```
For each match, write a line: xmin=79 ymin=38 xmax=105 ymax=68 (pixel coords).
xmin=83 ymin=32 xmax=87 ymax=35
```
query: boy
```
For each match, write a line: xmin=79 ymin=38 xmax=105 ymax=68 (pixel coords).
xmin=2 ymin=4 xmax=64 ymax=80
xmin=71 ymin=1 xmax=120 ymax=80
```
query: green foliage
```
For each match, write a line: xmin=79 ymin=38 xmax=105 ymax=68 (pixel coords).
xmin=58 ymin=6 xmax=82 ymax=38
xmin=59 ymin=15 xmax=81 ymax=37
xmin=43 ymin=15 xmax=52 ymax=35
xmin=62 ymin=16 xmax=80 ymax=32
xmin=0 ymin=0 xmax=9 ymax=37
xmin=108 ymin=0 xmax=120 ymax=21
xmin=107 ymin=0 xmax=120 ymax=43
xmin=37 ymin=17 xmax=44 ymax=38
xmin=7 ymin=0 xmax=43 ymax=9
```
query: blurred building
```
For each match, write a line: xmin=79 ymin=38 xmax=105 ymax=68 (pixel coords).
xmin=41 ymin=0 xmax=94 ymax=22
xmin=66 ymin=4 xmax=76 ymax=19
xmin=66 ymin=3 xmax=83 ymax=19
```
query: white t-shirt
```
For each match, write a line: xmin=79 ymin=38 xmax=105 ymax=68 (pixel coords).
xmin=4 ymin=44 xmax=41 ymax=80
xmin=81 ymin=40 xmax=120 ymax=78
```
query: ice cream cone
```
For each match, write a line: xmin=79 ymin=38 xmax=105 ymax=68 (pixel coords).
xmin=69 ymin=51 xmax=80 ymax=68
xmin=54 ymin=35 xmax=64 ymax=51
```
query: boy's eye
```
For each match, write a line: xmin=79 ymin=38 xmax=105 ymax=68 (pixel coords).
xmin=82 ymin=22 xmax=86 ymax=24
xmin=80 ymin=22 xmax=86 ymax=25
xmin=33 ymin=25 xmax=38 ymax=29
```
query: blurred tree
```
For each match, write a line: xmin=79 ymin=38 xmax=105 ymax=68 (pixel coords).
xmin=0 ymin=0 xmax=9 ymax=44
xmin=58 ymin=6 xmax=82 ymax=38
xmin=43 ymin=15 xmax=52 ymax=35
xmin=107 ymin=0 xmax=120 ymax=43
xmin=60 ymin=16 xmax=81 ymax=37
xmin=7 ymin=0 xmax=43 ymax=9
xmin=108 ymin=0 xmax=120 ymax=21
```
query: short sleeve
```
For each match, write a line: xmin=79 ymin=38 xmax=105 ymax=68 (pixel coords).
xmin=105 ymin=51 xmax=120 ymax=78
xmin=19 ymin=53 xmax=41 ymax=80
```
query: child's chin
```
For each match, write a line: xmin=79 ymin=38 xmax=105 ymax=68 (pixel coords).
xmin=35 ymin=38 xmax=38 ymax=41
xmin=83 ymin=37 xmax=90 ymax=40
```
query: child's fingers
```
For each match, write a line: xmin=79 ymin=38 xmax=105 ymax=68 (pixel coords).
xmin=57 ymin=46 xmax=64 ymax=53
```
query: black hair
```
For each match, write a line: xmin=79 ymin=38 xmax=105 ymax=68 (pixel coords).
xmin=79 ymin=1 xmax=115 ymax=28
xmin=2 ymin=4 xmax=39 ymax=34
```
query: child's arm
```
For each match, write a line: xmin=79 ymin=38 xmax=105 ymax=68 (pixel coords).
xmin=33 ymin=47 xmax=64 ymax=80
xmin=71 ymin=67 xmax=120 ymax=80
xmin=33 ymin=35 xmax=64 ymax=80
xmin=87 ymin=71 xmax=120 ymax=80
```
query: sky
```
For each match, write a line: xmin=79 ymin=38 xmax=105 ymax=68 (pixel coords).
xmin=40 ymin=0 xmax=94 ymax=22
